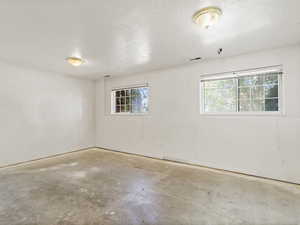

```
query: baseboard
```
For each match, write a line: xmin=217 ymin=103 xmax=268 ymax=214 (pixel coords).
xmin=0 ymin=146 xmax=97 ymax=170
xmin=95 ymin=146 xmax=300 ymax=186
xmin=1 ymin=145 xmax=299 ymax=186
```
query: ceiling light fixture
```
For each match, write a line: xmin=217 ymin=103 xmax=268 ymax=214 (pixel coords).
xmin=66 ymin=57 xmax=84 ymax=66
xmin=193 ymin=7 xmax=222 ymax=29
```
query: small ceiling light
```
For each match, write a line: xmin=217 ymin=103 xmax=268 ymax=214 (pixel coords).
xmin=66 ymin=57 xmax=84 ymax=66
xmin=193 ymin=7 xmax=222 ymax=29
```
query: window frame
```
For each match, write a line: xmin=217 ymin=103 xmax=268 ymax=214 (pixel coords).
xmin=110 ymin=84 xmax=150 ymax=116
xmin=199 ymin=66 xmax=285 ymax=116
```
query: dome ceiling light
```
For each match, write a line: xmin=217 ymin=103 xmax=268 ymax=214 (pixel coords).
xmin=193 ymin=7 xmax=222 ymax=29
xmin=66 ymin=57 xmax=84 ymax=66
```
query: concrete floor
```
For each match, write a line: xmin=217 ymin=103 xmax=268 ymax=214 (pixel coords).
xmin=0 ymin=149 xmax=299 ymax=225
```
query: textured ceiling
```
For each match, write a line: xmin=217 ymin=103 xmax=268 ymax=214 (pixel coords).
xmin=0 ymin=0 xmax=300 ymax=79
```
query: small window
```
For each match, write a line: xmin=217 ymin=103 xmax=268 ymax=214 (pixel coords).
xmin=200 ymin=67 xmax=283 ymax=114
xmin=111 ymin=86 xmax=149 ymax=114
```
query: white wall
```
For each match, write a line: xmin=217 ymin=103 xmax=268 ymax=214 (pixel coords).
xmin=0 ymin=62 xmax=95 ymax=166
xmin=96 ymin=45 xmax=300 ymax=184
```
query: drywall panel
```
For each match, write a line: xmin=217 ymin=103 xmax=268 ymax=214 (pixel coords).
xmin=96 ymin=45 xmax=300 ymax=184
xmin=0 ymin=62 xmax=95 ymax=166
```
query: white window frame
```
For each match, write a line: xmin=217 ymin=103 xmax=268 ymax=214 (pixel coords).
xmin=110 ymin=84 xmax=150 ymax=116
xmin=199 ymin=66 xmax=285 ymax=116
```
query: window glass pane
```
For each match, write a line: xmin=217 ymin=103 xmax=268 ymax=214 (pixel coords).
xmin=265 ymin=84 xmax=278 ymax=98
xmin=238 ymin=87 xmax=251 ymax=100
xmin=237 ymin=73 xmax=280 ymax=112
xmin=265 ymin=99 xmax=279 ymax=111
xmin=132 ymin=87 xmax=149 ymax=113
xmin=131 ymin=89 xmax=138 ymax=96
xmin=252 ymin=99 xmax=265 ymax=111
xmin=239 ymin=76 xmax=263 ymax=87
xmin=265 ymin=73 xmax=278 ymax=84
xmin=126 ymin=105 xmax=131 ymax=112
xmin=116 ymin=98 xmax=121 ymax=105
xmin=121 ymin=105 xmax=126 ymax=112
xmin=238 ymin=85 xmax=252 ymax=112
xmin=239 ymin=100 xmax=251 ymax=112
xmin=121 ymin=97 xmax=125 ymax=105
xmin=252 ymin=86 xmax=264 ymax=100
xmin=203 ymin=79 xmax=236 ymax=113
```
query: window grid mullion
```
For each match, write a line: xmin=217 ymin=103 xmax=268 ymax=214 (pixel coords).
xmin=236 ymin=78 xmax=239 ymax=113
xmin=263 ymin=75 xmax=266 ymax=111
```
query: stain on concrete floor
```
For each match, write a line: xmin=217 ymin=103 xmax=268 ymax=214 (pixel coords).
xmin=0 ymin=148 xmax=299 ymax=225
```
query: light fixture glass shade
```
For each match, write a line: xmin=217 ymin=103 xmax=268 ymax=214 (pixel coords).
xmin=193 ymin=7 xmax=222 ymax=29
xmin=66 ymin=57 xmax=84 ymax=66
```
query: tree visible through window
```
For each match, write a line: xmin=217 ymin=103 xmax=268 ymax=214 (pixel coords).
xmin=201 ymin=69 xmax=282 ymax=113
xmin=112 ymin=86 xmax=149 ymax=114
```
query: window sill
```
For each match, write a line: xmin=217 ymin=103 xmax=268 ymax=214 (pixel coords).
xmin=110 ymin=112 xmax=149 ymax=116
xmin=199 ymin=111 xmax=285 ymax=117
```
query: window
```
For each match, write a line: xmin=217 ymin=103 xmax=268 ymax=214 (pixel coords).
xmin=200 ymin=67 xmax=283 ymax=114
xmin=111 ymin=86 xmax=149 ymax=114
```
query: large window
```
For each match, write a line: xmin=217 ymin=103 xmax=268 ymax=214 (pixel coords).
xmin=111 ymin=86 xmax=149 ymax=114
xmin=200 ymin=67 xmax=283 ymax=114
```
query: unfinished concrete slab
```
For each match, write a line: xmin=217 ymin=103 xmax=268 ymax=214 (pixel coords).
xmin=0 ymin=148 xmax=299 ymax=225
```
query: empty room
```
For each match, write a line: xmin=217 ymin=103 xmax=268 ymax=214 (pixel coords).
xmin=0 ymin=0 xmax=300 ymax=225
